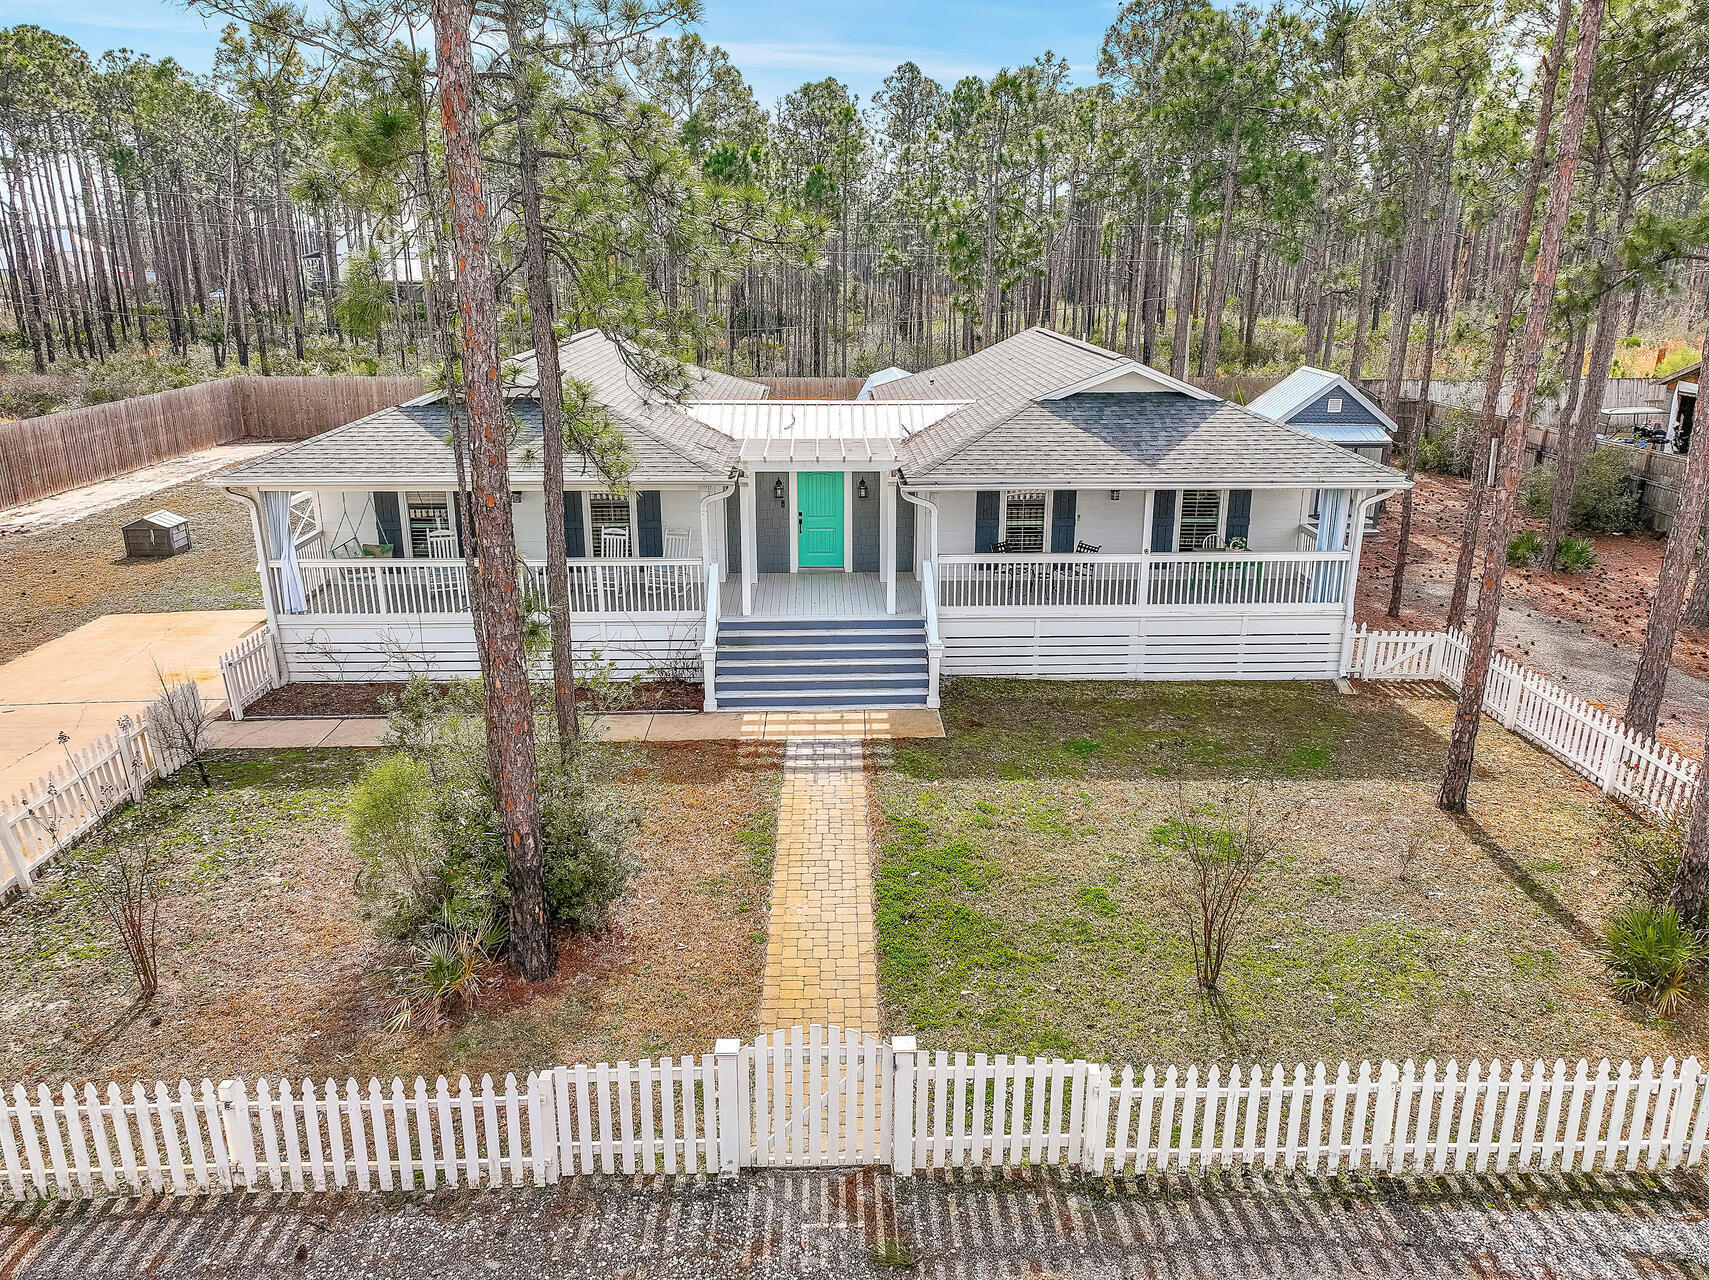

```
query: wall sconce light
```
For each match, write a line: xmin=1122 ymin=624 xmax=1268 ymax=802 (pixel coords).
xmin=773 ymin=477 xmax=786 ymax=507
xmin=858 ymin=478 xmax=869 ymax=500
xmin=1110 ymin=489 xmax=1121 ymax=501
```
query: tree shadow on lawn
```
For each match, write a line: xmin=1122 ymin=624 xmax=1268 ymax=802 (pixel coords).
xmin=893 ymin=678 xmax=1456 ymax=784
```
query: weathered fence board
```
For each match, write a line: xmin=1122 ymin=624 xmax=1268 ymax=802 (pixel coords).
xmin=0 ymin=375 xmax=425 ymax=510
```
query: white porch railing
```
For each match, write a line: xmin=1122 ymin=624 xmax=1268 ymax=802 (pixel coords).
xmin=701 ymin=562 xmax=720 ymax=711
xmin=272 ymin=557 xmax=706 ymax=619
xmin=935 ymin=551 xmax=1353 ymax=611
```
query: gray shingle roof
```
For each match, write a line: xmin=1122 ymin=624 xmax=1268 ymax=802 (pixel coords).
xmin=214 ymin=331 xmax=760 ymax=488
xmin=213 ymin=400 xmax=736 ymax=488
xmin=903 ymin=393 xmax=1406 ymax=488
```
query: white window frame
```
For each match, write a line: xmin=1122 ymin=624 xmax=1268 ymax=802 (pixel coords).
xmin=999 ymin=489 xmax=1048 ymax=553
xmin=1176 ymin=488 xmax=1225 ymax=551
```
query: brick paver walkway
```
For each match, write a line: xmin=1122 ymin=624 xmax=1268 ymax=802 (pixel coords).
xmin=760 ymin=739 xmax=879 ymax=1031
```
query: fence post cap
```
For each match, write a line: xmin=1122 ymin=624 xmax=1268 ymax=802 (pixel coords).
xmin=713 ymin=1038 xmax=742 ymax=1056
xmin=891 ymin=1036 xmax=918 ymax=1054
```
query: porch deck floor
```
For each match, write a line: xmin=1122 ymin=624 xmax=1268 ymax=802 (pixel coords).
xmin=722 ymin=571 xmax=921 ymax=619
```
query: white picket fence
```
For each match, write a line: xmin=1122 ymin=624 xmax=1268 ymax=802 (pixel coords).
xmin=218 ymin=627 xmax=280 ymax=722
xmin=3 ymin=1034 xmax=1705 ymax=1200
xmin=1350 ymin=626 xmax=1701 ymax=821
xmin=1 ymin=687 xmax=196 ymax=898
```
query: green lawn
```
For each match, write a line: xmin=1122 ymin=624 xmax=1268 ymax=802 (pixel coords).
xmin=873 ymin=678 xmax=1707 ymax=1068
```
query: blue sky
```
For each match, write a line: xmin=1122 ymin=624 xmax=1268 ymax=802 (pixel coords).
xmin=12 ymin=0 xmax=1118 ymax=104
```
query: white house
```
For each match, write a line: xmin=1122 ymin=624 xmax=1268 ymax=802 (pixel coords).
xmin=213 ymin=328 xmax=1407 ymax=711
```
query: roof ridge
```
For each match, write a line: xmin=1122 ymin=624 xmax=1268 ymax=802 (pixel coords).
xmin=1029 ymin=327 xmax=1126 ymax=361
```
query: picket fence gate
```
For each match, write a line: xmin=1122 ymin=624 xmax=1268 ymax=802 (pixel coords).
xmin=1 ymin=687 xmax=196 ymax=898
xmin=3 ymin=1034 xmax=1705 ymax=1201
xmin=218 ymin=628 xmax=281 ymax=722
xmin=1349 ymin=626 xmax=1701 ymax=821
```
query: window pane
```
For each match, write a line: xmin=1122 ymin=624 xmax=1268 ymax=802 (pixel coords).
xmin=1004 ymin=490 xmax=1046 ymax=552
xmin=590 ymin=493 xmax=631 ymax=556
xmin=1179 ymin=489 xmax=1221 ymax=550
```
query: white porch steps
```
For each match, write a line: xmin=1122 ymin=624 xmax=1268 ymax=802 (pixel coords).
xmin=714 ymin=617 xmax=929 ymax=710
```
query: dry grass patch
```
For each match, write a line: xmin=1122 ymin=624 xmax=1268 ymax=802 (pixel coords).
xmin=0 ymin=741 xmax=779 ymax=1085
xmin=873 ymin=678 xmax=1707 ymax=1067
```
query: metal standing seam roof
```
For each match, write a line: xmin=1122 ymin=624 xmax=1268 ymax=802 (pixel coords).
xmin=1297 ymin=421 xmax=1395 ymax=446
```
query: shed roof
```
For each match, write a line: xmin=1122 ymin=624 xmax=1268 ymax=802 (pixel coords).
xmin=1245 ymin=367 xmax=1397 ymax=434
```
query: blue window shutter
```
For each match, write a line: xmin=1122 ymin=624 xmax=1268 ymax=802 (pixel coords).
xmin=1150 ymin=490 xmax=1176 ymax=552
xmin=974 ymin=490 xmax=1000 ymax=552
xmin=1050 ymin=490 xmax=1077 ymax=552
xmin=563 ymin=490 xmax=585 ymax=558
xmin=637 ymin=491 xmax=663 ymax=557
xmin=1226 ymin=489 xmax=1252 ymax=543
xmin=373 ymin=491 xmax=403 ymax=558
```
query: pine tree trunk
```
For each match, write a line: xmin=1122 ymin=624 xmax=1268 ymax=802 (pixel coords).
xmin=1447 ymin=0 xmax=1573 ymax=630
xmin=1668 ymin=727 xmax=1709 ymax=929
xmin=1198 ymin=146 xmax=1239 ymax=376
xmin=1438 ymin=0 xmax=1606 ymax=814
xmin=505 ymin=2 xmax=579 ymax=753
xmin=433 ymin=0 xmax=550 ymax=981
xmin=1170 ymin=215 xmax=1197 ymax=379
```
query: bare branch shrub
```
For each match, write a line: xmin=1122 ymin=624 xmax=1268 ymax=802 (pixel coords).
xmin=82 ymin=818 xmax=170 ymax=1004
xmin=146 ymin=671 xmax=210 ymax=786
xmin=1156 ymin=782 xmax=1286 ymax=991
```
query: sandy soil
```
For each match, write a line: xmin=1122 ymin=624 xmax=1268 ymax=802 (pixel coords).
xmin=0 ymin=476 xmax=261 ymax=664
xmin=1357 ymin=473 xmax=1709 ymax=748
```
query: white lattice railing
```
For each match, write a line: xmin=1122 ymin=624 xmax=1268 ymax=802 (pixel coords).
xmin=935 ymin=551 xmax=1352 ymax=611
xmin=2 ymin=1033 xmax=1704 ymax=1200
xmin=1350 ymin=626 xmax=1701 ymax=821
xmin=271 ymin=557 xmax=706 ymax=619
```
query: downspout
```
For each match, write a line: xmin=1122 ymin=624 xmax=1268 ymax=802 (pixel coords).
xmin=223 ymin=485 xmax=290 ymax=684
xmin=898 ymin=484 xmax=939 ymax=577
xmin=699 ymin=478 xmax=737 ymax=582
xmin=1338 ymin=486 xmax=1404 ymax=679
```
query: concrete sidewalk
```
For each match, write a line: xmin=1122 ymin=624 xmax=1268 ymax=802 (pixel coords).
xmin=3 ymin=1168 xmax=1706 ymax=1279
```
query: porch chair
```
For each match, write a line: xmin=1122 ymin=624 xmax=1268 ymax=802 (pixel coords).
xmin=601 ymin=526 xmax=631 ymax=558
xmin=663 ymin=527 xmax=692 ymax=558
xmin=426 ymin=529 xmax=459 ymax=559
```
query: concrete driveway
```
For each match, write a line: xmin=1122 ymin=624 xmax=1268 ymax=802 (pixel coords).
xmin=0 ymin=610 xmax=265 ymax=797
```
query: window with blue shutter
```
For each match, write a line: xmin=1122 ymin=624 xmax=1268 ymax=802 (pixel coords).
xmin=373 ymin=491 xmax=404 ymax=558
xmin=1225 ymin=490 xmax=1252 ymax=545
xmin=1050 ymin=490 xmax=1077 ymax=552
xmin=974 ymin=490 xmax=1000 ymax=552
xmin=637 ymin=490 xmax=663 ymax=557
xmin=1150 ymin=490 xmax=1176 ymax=553
xmin=563 ymin=491 xmax=585 ymax=558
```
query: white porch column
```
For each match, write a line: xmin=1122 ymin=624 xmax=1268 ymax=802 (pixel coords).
xmin=843 ymin=470 xmax=855 ymax=573
xmin=881 ymin=472 xmax=897 ymax=614
xmin=787 ymin=471 xmax=800 ymax=573
xmin=740 ymin=474 xmax=757 ymax=615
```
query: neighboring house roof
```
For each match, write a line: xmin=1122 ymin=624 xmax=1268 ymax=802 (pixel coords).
xmin=857 ymin=366 xmax=913 ymax=398
xmin=902 ymin=394 xmax=1404 ymax=489
xmin=1246 ymin=367 xmax=1397 ymax=443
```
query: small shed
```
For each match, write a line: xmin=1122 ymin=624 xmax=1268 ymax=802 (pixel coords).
xmin=122 ymin=509 xmax=191 ymax=558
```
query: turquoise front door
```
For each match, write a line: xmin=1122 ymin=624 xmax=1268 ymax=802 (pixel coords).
xmin=796 ymin=471 xmax=844 ymax=567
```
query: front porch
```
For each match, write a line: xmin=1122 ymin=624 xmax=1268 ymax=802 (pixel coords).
xmin=720 ymin=571 xmax=922 ymax=619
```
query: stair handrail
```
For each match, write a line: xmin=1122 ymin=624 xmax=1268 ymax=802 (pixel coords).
xmin=921 ymin=559 xmax=943 ymax=709
xmin=702 ymin=561 xmax=720 ymax=711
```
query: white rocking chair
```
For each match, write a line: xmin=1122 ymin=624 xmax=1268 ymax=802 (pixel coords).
xmin=601 ymin=526 xmax=631 ymax=559
xmin=663 ymin=527 xmax=692 ymax=559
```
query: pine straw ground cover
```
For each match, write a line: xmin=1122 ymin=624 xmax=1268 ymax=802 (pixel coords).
xmin=872 ymin=678 xmax=1709 ymax=1069
xmin=0 ymin=742 xmax=779 ymax=1086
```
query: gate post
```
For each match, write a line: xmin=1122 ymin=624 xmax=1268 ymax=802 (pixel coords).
xmin=714 ymin=1038 xmax=742 ymax=1175
xmin=890 ymin=1036 xmax=917 ymax=1176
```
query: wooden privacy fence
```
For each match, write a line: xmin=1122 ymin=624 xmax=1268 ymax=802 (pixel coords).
xmin=1 ymin=685 xmax=196 ymax=898
xmin=1350 ymin=626 xmax=1699 ymax=820
xmin=2 ymin=1033 xmax=1706 ymax=1200
xmin=0 ymin=374 xmax=425 ymax=510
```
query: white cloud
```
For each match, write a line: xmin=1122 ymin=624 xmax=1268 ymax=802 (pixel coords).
xmin=717 ymin=39 xmax=991 ymax=85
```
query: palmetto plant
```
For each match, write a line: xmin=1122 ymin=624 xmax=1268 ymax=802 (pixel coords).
xmin=1603 ymin=903 xmax=1706 ymax=1016
xmin=384 ymin=904 xmax=508 ymax=1033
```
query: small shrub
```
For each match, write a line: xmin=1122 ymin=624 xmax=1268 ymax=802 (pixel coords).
xmin=1507 ymin=530 xmax=1545 ymax=566
xmin=1554 ymin=536 xmax=1597 ymax=573
xmin=1602 ymin=904 xmax=1706 ymax=1015
xmin=1520 ymin=450 xmax=1638 ymax=533
xmin=1605 ymin=812 xmax=1685 ymax=908
xmin=1521 ymin=462 xmax=1555 ymax=518
xmin=383 ymin=904 xmax=508 ymax=1032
